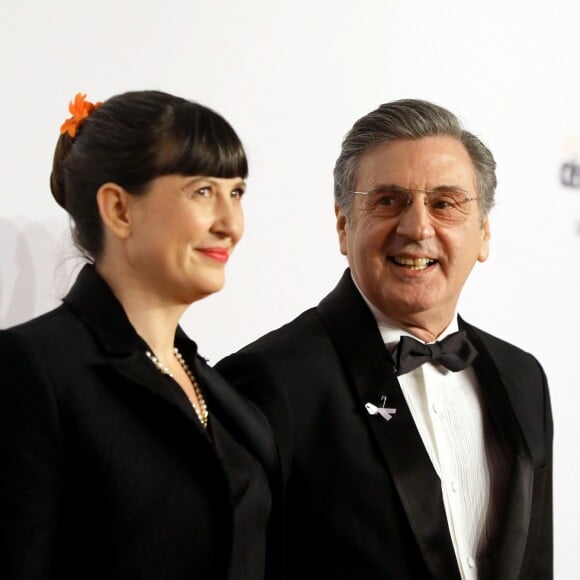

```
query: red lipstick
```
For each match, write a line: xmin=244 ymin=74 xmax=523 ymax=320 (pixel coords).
xmin=198 ymin=248 xmax=229 ymax=263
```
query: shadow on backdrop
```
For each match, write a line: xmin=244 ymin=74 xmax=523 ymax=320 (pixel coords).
xmin=0 ymin=217 xmax=83 ymax=328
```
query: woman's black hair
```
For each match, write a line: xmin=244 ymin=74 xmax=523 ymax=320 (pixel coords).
xmin=50 ymin=90 xmax=248 ymax=260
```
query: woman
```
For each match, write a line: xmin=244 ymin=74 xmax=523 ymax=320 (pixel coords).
xmin=0 ymin=91 xmax=281 ymax=580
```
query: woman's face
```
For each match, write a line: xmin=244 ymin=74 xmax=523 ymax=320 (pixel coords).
xmin=122 ymin=174 xmax=245 ymax=305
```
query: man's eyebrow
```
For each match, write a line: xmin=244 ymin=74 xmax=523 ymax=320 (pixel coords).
xmin=364 ymin=183 xmax=407 ymax=192
xmin=429 ymin=184 xmax=470 ymax=194
xmin=368 ymin=183 xmax=470 ymax=194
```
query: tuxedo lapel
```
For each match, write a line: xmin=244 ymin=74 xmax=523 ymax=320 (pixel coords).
xmin=489 ymin=455 xmax=533 ymax=578
xmin=464 ymin=322 xmax=535 ymax=578
xmin=318 ymin=271 xmax=460 ymax=580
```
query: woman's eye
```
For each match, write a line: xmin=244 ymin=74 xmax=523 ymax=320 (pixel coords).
xmin=231 ymin=188 xmax=245 ymax=199
xmin=195 ymin=186 xmax=212 ymax=198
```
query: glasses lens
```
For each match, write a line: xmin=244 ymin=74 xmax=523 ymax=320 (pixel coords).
xmin=427 ymin=190 xmax=472 ymax=222
xmin=358 ymin=187 xmax=475 ymax=223
xmin=363 ymin=188 xmax=408 ymax=217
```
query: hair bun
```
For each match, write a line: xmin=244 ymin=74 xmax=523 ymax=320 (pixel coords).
xmin=50 ymin=132 xmax=74 ymax=209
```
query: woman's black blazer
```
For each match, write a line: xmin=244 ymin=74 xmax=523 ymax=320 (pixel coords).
xmin=0 ymin=265 xmax=282 ymax=580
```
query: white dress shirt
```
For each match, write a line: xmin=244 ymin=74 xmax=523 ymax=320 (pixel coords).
xmin=359 ymin=290 xmax=510 ymax=580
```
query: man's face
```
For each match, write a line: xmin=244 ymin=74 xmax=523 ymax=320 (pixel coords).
xmin=336 ymin=135 xmax=490 ymax=338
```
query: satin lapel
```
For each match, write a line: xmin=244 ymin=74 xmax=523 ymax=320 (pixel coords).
xmin=318 ymin=271 xmax=460 ymax=580
xmin=463 ymin=321 xmax=534 ymax=578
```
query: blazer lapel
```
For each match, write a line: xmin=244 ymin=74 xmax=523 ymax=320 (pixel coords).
xmin=64 ymin=265 xmax=280 ymax=477
xmin=318 ymin=270 xmax=460 ymax=580
xmin=180 ymin=336 xmax=279 ymax=480
xmin=63 ymin=264 xmax=211 ymax=425
xmin=104 ymin=350 xmax=198 ymax=418
xmin=183 ymin=339 xmax=285 ymax=580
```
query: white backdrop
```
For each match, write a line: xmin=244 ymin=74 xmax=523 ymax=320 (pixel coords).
xmin=1 ymin=0 xmax=578 ymax=576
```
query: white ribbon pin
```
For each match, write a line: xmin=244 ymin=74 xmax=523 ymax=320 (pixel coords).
xmin=365 ymin=396 xmax=397 ymax=422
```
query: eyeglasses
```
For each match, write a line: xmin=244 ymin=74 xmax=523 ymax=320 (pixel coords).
xmin=350 ymin=185 xmax=481 ymax=224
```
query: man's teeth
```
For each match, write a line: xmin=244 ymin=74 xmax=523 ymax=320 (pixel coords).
xmin=393 ymin=257 xmax=435 ymax=270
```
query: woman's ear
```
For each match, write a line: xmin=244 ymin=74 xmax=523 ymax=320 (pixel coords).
xmin=96 ymin=183 xmax=132 ymax=239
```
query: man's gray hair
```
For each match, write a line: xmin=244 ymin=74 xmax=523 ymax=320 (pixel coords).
xmin=333 ymin=99 xmax=496 ymax=219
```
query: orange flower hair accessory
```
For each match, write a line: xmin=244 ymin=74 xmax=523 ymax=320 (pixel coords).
xmin=60 ymin=92 xmax=102 ymax=138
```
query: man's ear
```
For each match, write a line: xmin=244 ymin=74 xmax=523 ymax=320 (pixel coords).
xmin=96 ymin=183 xmax=132 ymax=240
xmin=335 ymin=202 xmax=348 ymax=256
xmin=478 ymin=215 xmax=491 ymax=263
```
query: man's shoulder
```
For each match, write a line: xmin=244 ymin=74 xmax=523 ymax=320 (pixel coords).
xmin=234 ymin=269 xmax=366 ymax=357
xmin=234 ymin=305 xmax=326 ymax=358
xmin=462 ymin=318 xmax=545 ymax=377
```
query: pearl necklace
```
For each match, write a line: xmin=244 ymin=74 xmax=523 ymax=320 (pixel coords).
xmin=145 ymin=347 xmax=209 ymax=429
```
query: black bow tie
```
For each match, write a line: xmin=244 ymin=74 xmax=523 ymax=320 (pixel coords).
xmin=393 ymin=330 xmax=477 ymax=376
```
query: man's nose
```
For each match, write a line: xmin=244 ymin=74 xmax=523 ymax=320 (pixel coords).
xmin=395 ymin=198 xmax=435 ymax=240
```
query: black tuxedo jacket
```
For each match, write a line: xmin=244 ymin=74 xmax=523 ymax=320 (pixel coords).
xmin=0 ymin=265 xmax=282 ymax=580
xmin=217 ymin=269 xmax=553 ymax=580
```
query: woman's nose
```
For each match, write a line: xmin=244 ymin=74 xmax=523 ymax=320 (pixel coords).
xmin=211 ymin=196 xmax=244 ymax=243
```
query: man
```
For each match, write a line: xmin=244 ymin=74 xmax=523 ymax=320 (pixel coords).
xmin=217 ymin=100 xmax=552 ymax=579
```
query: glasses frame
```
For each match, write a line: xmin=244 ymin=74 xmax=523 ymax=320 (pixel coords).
xmin=349 ymin=186 xmax=481 ymax=222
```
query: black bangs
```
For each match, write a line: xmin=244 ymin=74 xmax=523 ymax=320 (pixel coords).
xmin=53 ymin=90 xmax=249 ymax=260
xmin=154 ymin=102 xmax=248 ymax=180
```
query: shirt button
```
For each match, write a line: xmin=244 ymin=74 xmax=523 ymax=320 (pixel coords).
xmin=451 ymin=480 xmax=458 ymax=492
xmin=467 ymin=557 xmax=476 ymax=569
xmin=432 ymin=402 xmax=442 ymax=414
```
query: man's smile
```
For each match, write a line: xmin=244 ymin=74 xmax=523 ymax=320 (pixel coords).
xmin=389 ymin=256 xmax=437 ymax=270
